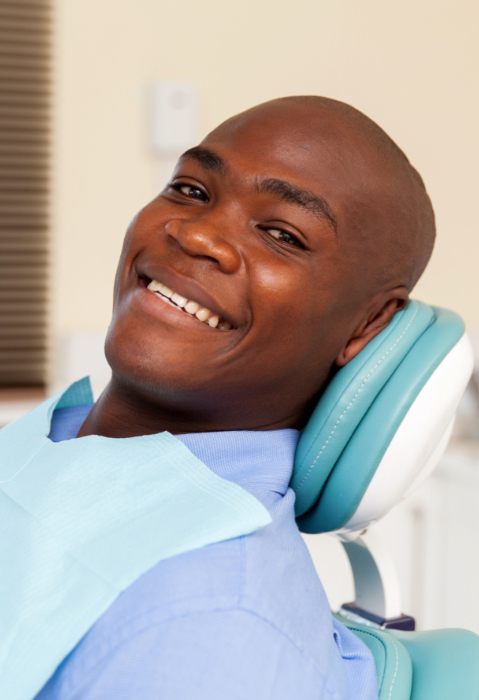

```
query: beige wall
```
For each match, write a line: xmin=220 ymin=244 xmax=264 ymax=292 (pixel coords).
xmin=51 ymin=0 xmax=478 ymax=338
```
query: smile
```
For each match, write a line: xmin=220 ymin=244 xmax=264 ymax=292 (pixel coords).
xmin=146 ymin=279 xmax=233 ymax=331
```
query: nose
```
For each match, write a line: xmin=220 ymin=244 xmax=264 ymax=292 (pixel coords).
xmin=165 ymin=218 xmax=242 ymax=274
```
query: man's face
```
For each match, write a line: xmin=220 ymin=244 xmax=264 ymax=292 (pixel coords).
xmin=105 ymin=106 xmax=373 ymax=430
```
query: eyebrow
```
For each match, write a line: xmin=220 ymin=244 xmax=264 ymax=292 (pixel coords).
xmin=181 ymin=146 xmax=226 ymax=172
xmin=180 ymin=146 xmax=337 ymax=233
xmin=255 ymin=178 xmax=337 ymax=233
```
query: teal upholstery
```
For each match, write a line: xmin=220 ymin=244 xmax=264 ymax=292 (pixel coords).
xmin=292 ymin=301 xmax=466 ymax=533
xmin=293 ymin=301 xmax=434 ymax=518
xmin=393 ymin=628 xmax=479 ymax=700
xmin=303 ymin=299 xmax=479 ymax=698
xmin=338 ymin=615 xmax=479 ymax=700
xmin=336 ymin=615 xmax=412 ymax=700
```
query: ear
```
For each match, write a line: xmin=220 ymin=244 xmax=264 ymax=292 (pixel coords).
xmin=335 ymin=289 xmax=409 ymax=367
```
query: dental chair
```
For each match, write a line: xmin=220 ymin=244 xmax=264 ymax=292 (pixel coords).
xmin=291 ymin=300 xmax=479 ymax=699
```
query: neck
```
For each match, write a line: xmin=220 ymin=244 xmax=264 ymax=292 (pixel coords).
xmin=75 ymin=379 xmax=193 ymax=438
xmin=75 ymin=376 xmax=304 ymax=439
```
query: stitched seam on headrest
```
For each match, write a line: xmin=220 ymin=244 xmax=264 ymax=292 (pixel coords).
xmin=344 ymin=625 xmax=401 ymax=698
xmin=297 ymin=305 xmax=419 ymax=491
xmin=387 ymin=638 xmax=400 ymax=700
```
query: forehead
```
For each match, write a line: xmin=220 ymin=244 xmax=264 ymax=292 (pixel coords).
xmin=202 ymin=111 xmax=336 ymax=180
xmin=198 ymin=109 xmax=370 ymax=229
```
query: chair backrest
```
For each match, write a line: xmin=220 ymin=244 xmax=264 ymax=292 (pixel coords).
xmin=291 ymin=300 xmax=479 ymax=699
xmin=336 ymin=613 xmax=479 ymax=700
xmin=290 ymin=299 xmax=474 ymax=534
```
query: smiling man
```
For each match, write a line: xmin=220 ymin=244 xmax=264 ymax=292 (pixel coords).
xmin=34 ymin=96 xmax=435 ymax=699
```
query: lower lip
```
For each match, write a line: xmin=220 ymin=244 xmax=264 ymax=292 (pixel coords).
xmin=132 ymin=284 xmax=221 ymax=331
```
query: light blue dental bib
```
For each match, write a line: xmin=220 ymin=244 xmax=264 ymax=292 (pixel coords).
xmin=0 ymin=377 xmax=271 ymax=700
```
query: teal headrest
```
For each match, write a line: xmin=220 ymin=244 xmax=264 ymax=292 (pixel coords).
xmin=291 ymin=300 xmax=472 ymax=534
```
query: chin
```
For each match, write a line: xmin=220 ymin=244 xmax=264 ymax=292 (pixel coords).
xmin=103 ymin=318 xmax=209 ymax=403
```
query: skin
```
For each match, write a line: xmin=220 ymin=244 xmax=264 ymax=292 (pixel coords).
xmin=77 ymin=96 xmax=435 ymax=438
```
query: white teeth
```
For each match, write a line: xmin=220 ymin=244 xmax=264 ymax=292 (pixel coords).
xmin=147 ymin=279 xmax=161 ymax=292
xmin=146 ymin=277 xmax=232 ymax=330
xmin=185 ymin=300 xmax=200 ymax=314
xmin=171 ymin=292 xmax=187 ymax=308
xmin=195 ymin=308 xmax=211 ymax=322
xmin=208 ymin=315 xmax=220 ymax=328
xmin=147 ymin=279 xmax=173 ymax=298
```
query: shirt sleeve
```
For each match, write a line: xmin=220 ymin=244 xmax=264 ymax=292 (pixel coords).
xmin=37 ymin=609 xmax=336 ymax=700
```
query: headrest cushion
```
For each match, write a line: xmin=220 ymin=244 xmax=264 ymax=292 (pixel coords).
xmin=291 ymin=301 xmax=473 ymax=534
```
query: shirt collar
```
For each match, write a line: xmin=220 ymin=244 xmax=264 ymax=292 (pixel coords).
xmin=176 ymin=429 xmax=299 ymax=499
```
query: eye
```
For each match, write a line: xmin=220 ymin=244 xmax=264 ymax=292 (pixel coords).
xmin=260 ymin=225 xmax=305 ymax=249
xmin=169 ymin=181 xmax=208 ymax=201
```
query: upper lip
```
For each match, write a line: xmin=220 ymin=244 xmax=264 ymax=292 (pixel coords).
xmin=136 ymin=263 xmax=240 ymax=328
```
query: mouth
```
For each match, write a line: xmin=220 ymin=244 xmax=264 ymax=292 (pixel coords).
xmin=138 ymin=274 xmax=234 ymax=331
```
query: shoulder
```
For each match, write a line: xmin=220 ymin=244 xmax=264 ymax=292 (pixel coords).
xmin=37 ymin=607 xmax=341 ymax=700
xmin=36 ymin=491 xmax=345 ymax=699
xmin=88 ymin=489 xmax=331 ymax=648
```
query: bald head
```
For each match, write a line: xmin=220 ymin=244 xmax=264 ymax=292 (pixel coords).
xmin=207 ymin=96 xmax=435 ymax=294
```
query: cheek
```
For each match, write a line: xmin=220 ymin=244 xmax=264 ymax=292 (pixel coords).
xmin=249 ymin=263 xmax=351 ymax=372
xmin=252 ymin=265 xmax=324 ymax=333
xmin=112 ymin=218 xmax=139 ymax=294
xmin=112 ymin=210 xmax=156 ymax=305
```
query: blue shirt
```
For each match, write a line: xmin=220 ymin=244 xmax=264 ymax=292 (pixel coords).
xmin=35 ymin=404 xmax=377 ymax=700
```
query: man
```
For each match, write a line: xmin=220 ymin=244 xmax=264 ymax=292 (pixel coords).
xmin=35 ymin=96 xmax=435 ymax=698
